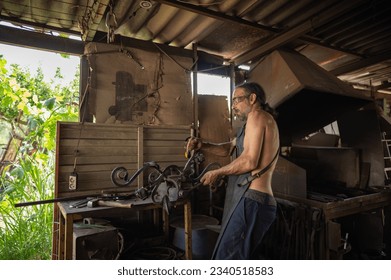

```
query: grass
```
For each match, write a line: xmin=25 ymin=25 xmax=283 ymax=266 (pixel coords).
xmin=0 ymin=154 xmax=54 ymax=260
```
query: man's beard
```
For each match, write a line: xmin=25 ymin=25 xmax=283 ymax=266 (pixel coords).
xmin=233 ymin=110 xmax=247 ymax=121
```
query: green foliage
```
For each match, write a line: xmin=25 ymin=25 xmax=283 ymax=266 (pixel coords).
xmin=0 ymin=55 xmax=79 ymax=259
xmin=0 ymin=155 xmax=54 ymax=260
xmin=1 ymin=59 xmax=79 ymax=152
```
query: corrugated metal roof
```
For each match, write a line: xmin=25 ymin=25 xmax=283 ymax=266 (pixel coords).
xmin=1 ymin=0 xmax=391 ymax=94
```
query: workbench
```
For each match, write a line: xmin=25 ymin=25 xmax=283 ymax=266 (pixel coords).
xmin=277 ymin=189 xmax=391 ymax=220
xmin=54 ymin=198 xmax=193 ymax=260
xmin=274 ymin=189 xmax=391 ymax=259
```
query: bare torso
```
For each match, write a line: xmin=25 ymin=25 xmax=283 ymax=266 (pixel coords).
xmin=244 ymin=110 xmax=279 ymax=196
xmin=198 ymin=98 xmax=279 ymax=196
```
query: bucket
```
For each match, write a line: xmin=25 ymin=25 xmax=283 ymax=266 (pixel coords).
xmin=170 ymin=215 xmax=219 ymax=259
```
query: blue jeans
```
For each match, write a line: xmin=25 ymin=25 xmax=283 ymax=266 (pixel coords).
xmin=213 ymin=190 xmax=277 ymax=260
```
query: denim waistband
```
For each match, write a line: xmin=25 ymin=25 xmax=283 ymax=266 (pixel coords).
xmin=243 ymin=189 xmax=277 ymax=206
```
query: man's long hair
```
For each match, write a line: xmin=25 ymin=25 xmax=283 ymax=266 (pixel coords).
xmin=235 ymin=82 xmax=278 ymax=119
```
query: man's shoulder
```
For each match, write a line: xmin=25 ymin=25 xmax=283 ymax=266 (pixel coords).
xmin=248 ymin=109 xmax=270 ymax=123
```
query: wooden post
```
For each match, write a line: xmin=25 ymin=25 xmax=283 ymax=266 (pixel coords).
xmin=184 ymin=200 xmax=192 ymax=260
xmin=137 ymin=126 xmax=144 ymax=188
xmin=192 ymin=43 xmax=198 ymax=133
xmin=57 ymin=209 xmax=64 ymax=260
xmin=64 ymin=213 xmax=74 ymax=259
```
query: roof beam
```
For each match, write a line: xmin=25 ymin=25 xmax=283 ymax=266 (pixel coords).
xmin=153 ymin=0 xmax=277 ymax=33
xmin=232 ymin=0 xmax=367 ymax=65
xmin=92 ymin=30 xmax=227 ymax=75
xmin=155 ymin=0 xmax=369 ymax=66
xmin=0 ymin=25 xmax=84 ymax=55
xmin=331 ymin=52 xmax=391 ymax=76
xmin=0 ymin=15 xmax=81 ymax=36
xmin=374 ymin=81 xmax=391 ymax=91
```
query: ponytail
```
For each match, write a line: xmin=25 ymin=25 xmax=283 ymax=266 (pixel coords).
xmin=262 ymin=102 xmax=278 ymax=119
xmin=235 ymin=82 xmax=278 ymax=119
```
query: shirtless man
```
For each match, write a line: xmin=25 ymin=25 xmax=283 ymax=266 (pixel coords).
xmin=187 ymin=82 xmax=280 ymax=259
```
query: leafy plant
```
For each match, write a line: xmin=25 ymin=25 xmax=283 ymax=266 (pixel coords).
xmin=0 ymin=55 xmax=79 ymax=259
xmin=0 ymin=155 xmax=54 ymax=259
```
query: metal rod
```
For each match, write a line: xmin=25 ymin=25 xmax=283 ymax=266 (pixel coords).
xmin=14 ymin=195 xmax=92 ymax=208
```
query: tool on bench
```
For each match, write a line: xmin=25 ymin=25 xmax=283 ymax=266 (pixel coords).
xmin=69 ymin=199 xmax=90 ymax=208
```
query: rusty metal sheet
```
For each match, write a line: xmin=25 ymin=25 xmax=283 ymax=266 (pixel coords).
xmin=290 ymin=145 xmax=361 ymax=188
xmin=338 ymin=109 xmax=385 ymax=187
xmin=272 ymin=156 xmax=307 ymax=198
xmin=249 ymin=49 xmax=372 ymax=145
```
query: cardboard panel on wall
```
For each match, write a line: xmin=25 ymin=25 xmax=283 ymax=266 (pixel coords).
xmin=84 ymin=42 xmax=193 ymax=125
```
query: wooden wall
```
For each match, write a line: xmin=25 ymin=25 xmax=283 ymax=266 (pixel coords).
xmin=55 ymin=122 xmax=191 ymax=198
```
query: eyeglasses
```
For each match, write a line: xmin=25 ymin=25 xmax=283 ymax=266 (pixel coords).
xmin=232 ymin=95 xmax=249 ymax=105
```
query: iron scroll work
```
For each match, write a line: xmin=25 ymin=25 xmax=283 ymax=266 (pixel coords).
xmin=110 ymin=151 xmax=222 ymax=214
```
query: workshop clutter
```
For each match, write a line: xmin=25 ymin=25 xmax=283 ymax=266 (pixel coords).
xmin=72 ymin=218 xmax=122 ymax=260
xmin=52 ymin=122 xmax=194 ymax=259
xmin=170 ymin=215 xmax=219 ymax=260
xmin=257 ymin=199 xmax=325 ymax=259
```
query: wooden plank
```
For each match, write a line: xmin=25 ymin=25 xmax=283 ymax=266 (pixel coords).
xmin=59 ymin=146 xmax=138 ymax=156
xmin=142 ymin=161 xmax=188 ymax=169
xmin=58 ymin=122 xmax=138 ymax=130
xmin=144 ymin=154 xmax=186 ymax=163
xmin=144 ymin=133 xmax=189 ymax=140
xmin=59 ymin=163 xmax=137 ymax=173
xmin=58 ymin=124 xmax=189 ymax=137
xmin=57 ymin=177 xmax=114 ymax=188
xmin=59 ymin=155 xmax=137 ymax=165
xmin=143 ymin=146 xmax=186 ymax=155
xmin=144 ymin=131 xmax=190 ymax=140
xmin=143 ymin=124 xmax=191 ymax=130
xmin=144 ymin=126 xmax=190 ymax=133
xmin=58 ymin=122 xmax=137 ymax=130
xmin=276 ymin=192 xmax=391 ymax=220
xmin=322 ymin=193 xmax=391 ymax=219
xmin=59 ymin=126 xmax=138 ymax=139
xmin=58 ymin=169 xmax=139 ymax=184
xmin=144 ymin=140 xmax=187 ymax=147
xmin=145 ymin=127 xmax=189 ymax=133
xmin=59 ymin=139 xmax=137 ymax=147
